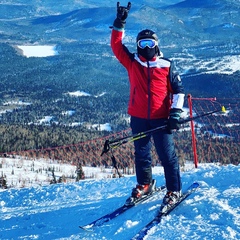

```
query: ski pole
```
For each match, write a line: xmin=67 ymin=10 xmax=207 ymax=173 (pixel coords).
xmin=101 ymin=107 xmax=225 ymax=155
xmin=100 ymin=125 xmax=167 ymax=156
xmin=179 ymin=106 xmax=226 ymax=124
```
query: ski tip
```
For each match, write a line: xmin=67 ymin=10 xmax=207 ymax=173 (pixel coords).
xmin=79 ymin=225 xmax=93 ymax=232
xmin=190 ymin=182 xmax=200 ymax=191
xmin=193 ymin=182 xmax=200 ymax=187
xmin=192 ymin=182 xmax=200 ymax=188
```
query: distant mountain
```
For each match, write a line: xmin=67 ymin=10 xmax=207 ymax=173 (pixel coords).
xmin=1 ymin=0 xmax=239 ymax=46
xmin=1 ymin=1 xmax=239 ymax=70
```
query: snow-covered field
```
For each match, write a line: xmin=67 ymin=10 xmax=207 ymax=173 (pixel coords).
xmin=0 ymin=157 xmax=239 ymax=240
xmin=17 ymin=45 xmax=58 ymax=58
xmin=0 ymin=157 xmax=116 ymax=188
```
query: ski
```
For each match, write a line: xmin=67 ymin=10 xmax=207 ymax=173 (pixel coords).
xmin=131 ymin=182 xmax=200 ymax=240
xmin=79 ymin=184 xmax=166 ymax=230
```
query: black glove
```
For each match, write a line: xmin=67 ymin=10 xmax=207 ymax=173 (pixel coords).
xmin=167 ymin=108 xmax=182 ymax=133
xmin=116 ymin=2 xmax=131 ymax=21
xmin=113 ymin=2 xmax=131 ymax=29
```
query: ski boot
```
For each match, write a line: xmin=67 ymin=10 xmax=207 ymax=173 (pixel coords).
xmin=125 ymin=179 xmax=157 ymax=206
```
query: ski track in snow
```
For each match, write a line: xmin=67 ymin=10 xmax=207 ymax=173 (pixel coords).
xmin=0 ymin=164 xmax=239 ymax=240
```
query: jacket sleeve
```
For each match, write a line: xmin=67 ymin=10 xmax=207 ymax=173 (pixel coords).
xmin=110 ymin=19 xmax=133 ymax=69
xmin=168 ymin=61 xmax=185 ymax=110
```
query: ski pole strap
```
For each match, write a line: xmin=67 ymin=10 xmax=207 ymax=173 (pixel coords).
xmin=111 ymin=153 xmax=123 ymax=178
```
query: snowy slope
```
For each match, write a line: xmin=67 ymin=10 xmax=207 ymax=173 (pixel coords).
xmin=0 ymin=163 xmax=239 ymax=240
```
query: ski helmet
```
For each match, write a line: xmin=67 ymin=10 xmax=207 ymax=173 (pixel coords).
xmin=136 ymin=29 xmax=158 ymax=42
xmin=136 ymin=29 xmax=159 ymax=60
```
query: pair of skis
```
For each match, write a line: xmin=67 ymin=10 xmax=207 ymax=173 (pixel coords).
xmin=79 ymin=183 xmax=166 ymax=230
xmin=79 ymin=182 xmax=199 ymax=239
xmin=131 ymin=182 xmax=199 ymax=239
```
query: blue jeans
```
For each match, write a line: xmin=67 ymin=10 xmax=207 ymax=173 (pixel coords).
xmin=130 ymin=116 xmax=181 ymax=192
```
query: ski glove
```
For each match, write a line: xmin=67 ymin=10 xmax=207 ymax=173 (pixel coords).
xmin=167 ymin=108 xmax=182 ymax=133
xmin=113 ymin=2 xmax=131 ymax=29
xmin=116 ymin=2 xmax=131 ymax=21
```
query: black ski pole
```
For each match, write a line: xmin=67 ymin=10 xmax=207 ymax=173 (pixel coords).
xmin=179 ymin=107 xmax=225 ymax=124
xmin=101 ymin=107 xmax=225 ymax=155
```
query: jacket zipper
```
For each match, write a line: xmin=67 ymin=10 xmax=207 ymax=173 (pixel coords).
xmin=147 ymin=61 xmax=151 ymax=119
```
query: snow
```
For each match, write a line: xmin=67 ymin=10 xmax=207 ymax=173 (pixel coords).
xmin=89 ymin=123 xmax=112 ymax=131
xmin=0 ymin=157 xmax=239 ymax=240
xmin=3 ymin=100 xmax=32 ymax=106
xmin=172 ymin=53 xmax=240 ymax=75
xmin=61 ymin=110 xmax=76 ymax=116
xmin=0 ymin=158 xmax=115 ymax=188
xmin=17 ymin=45 xmax=58 ymax=58
xmin=67 ymin=91 xmax=91 ymax=97
xmin=66 ymin=91 xmax=107 ymax=98
xmin=199 ymin=55 xmax=240 ymax=75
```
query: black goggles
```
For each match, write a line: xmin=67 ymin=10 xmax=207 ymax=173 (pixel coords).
xmin=137 ymin=38 xmax=158 ymax=49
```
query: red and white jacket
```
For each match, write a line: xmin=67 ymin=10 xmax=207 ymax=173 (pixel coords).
xmin=111 ymin=28 xmax=185 ymax=119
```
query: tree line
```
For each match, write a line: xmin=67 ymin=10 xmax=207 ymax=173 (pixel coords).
xmin=0 ymin=42 xmax=239 ymax=166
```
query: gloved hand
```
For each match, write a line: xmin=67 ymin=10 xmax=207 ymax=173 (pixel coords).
xmin=113 ymin=2 xmax=131 ymax=29
xmin=116 ymin=2 xmax=131 ymax=21
xmin=167 ymin=108 xmax=182 ymax=133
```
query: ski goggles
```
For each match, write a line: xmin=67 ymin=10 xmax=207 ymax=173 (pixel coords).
xmin=137 ymin=38 xmax=158 ymax=49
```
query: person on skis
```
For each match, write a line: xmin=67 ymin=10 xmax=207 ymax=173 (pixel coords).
xmin=110 ymin=2 xmax=185 ymax=207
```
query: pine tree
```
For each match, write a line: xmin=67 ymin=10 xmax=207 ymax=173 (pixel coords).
xmin=0 ymin=176 xmax=7 ymax=189
xmin=76 ymin=163 xmax=85 ymax=181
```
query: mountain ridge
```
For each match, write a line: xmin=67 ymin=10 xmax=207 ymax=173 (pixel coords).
xmin=1 ymin=0 xmax=239 ymax=46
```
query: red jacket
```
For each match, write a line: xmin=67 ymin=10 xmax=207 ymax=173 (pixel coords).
xmin=111 ymin=28 xmax=184 ymax=119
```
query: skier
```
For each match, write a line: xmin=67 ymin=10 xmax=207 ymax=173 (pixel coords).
xmin=110 ymin=2 xmax=185 ymax=207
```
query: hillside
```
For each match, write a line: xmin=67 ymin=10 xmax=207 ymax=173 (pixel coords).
xmin=0 ymin=161 xmax=239 ymax=239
